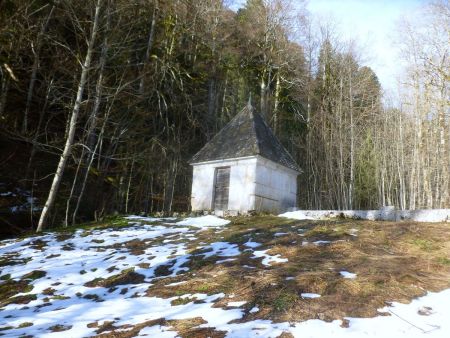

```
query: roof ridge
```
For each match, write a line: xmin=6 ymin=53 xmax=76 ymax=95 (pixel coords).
xmin=248 ymin=104 xmax=260 ymax=155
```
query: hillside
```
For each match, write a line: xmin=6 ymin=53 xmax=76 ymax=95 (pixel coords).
xmin=1 ymin=215 xmax=450 ymax=337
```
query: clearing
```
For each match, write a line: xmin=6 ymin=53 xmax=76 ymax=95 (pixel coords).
xmin=0 ymin=214 xmax=450 ymax=337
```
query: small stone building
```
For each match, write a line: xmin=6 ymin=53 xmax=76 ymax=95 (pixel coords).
xmin=189 ymin=103 xmax=300 ymax=214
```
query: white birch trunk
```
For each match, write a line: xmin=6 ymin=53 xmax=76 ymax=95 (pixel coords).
xmin=37 ymin=0 xmax=102 ymax=232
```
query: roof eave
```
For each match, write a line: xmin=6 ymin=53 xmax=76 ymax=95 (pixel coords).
xmin=189 ymin=155 xmax=258 ymax=166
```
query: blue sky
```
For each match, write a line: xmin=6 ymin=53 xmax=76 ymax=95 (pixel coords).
xmin=229 ymin=0 xmax=427 ymax=93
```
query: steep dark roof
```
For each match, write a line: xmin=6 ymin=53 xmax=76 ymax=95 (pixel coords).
xmin=190 ymin=104 xmax=301 ymax=172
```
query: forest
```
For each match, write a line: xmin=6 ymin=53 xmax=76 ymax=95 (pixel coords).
xmin=0 ymin=0 xmax=448 ymax=235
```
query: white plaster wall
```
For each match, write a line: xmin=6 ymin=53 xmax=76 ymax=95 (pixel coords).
xmin=191 ymin=157 xmax=257 ymax=212
xmin=254 ymin=156 xmax=298 ymax=213
xmin=228 ymin=158 xmax=257 ymax=212
xmin=191 ymin=164 xmax=214 ymax=211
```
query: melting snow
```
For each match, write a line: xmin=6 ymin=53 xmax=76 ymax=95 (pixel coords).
xmin=125 ymin=215 xmax=171 ymax=222
xmin=289 ymin=289 xmax=450 ymax=337
xmin=243 ymin=265 xmax=256 ymax=269
xmin=1 ymin=215 xmax=450 ymax=337
xmin=216 ymin=258 xmax=237 ymax=264
xmin=228 ymin=301 xmax=247 ymax=307
xmin=301 ymin=293 xmax=321 ymax=299
xmin=176 ymin=215 xmax=230 ymax=228
xmin=313 ymin=240 xmax=331 ymax=245
xmin=252 ymin=249 xmax=288 ymax=266
xmin=0 ymin=191 xmax=14 ymax=196
xmin=244 ymin=240 xmax=262 ymax=248
xmin=249 ymin=306 xmax=259 ymax=313
xmin=349 ymin=228 xmax=359 ymax=236
xmin=274 ymin=232 xmax=288 ymax=237
xmin=201 ymin=242 xmax=240 ymax=258
xmin=279 ymin=210 xmax=316 ymax=220
xmin=166 ymin=281 xmax=187 ymax=286
xmin=340 ymin=271 xmax=357 ymax=279
xmin=138 ymin=325 xmax=177 ymax=337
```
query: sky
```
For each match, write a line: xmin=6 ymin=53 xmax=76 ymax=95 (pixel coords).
xmin=229 ymin=0 xmax=427 ymax=94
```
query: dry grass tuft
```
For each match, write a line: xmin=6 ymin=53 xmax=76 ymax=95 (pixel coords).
xmin=84 ymin=268 xmax=145 ymax=288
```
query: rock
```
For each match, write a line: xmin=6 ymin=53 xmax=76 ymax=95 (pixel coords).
xmin=340 ymin=318 xmax=350 ymax=328
xmin=418 ymin=306 xmax=434 ymax=316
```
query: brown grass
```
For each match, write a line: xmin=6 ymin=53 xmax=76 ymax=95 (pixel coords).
xmin=84 ymin=268 xmax=145 ymax=288
xmin=147 ymin=217 xmax=450 ymax=326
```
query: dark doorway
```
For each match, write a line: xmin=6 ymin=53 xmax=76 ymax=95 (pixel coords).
xmin=213 ymin=167 xmax=230 ymax=211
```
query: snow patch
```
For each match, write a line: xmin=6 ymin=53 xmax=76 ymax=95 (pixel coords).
xmin=201 ymin=242 xmax=240 ymax=258
xmin=274 ymin=232 xmax=288 ymax=237
xmin=279 ymin=210 xmax=316 ymax=220
xmin=138 ymin=325 xmax=177 ymax=337
xmin=313 ymin=240 xmax=331 ymax=245
xmin=301 ymin=293 xmax=321 ymax=299
xmin=349 ymin=228 xmax=359 ymax=236
xmin=216 ymin=258 xmax=237 ymax=264
xmin=166 ymin=281 xmax=187 ymax=286
xmin=340 ymin=271 xmax=357 ymax=279
xmin=252 ymin=249 xmax=288 ymax=266
xmin=228 ymin=301 xmax=247 ymax=307
xmin=176 ymin=215 xmax=230 ymax=228
xmin=249 ymin=306 xmax=259 ymax=313
xmin=125 ymin=215 xmax=170 ymax=222
xmin=244 ymin=240 xmax=262 ymax=248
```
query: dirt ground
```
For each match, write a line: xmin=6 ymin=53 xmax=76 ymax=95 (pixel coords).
xmin=144 ymin=215 xmax=450 ymax=336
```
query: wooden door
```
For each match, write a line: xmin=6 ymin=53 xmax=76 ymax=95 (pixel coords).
xmin=214 ymin=167 xmax=230 ymax=211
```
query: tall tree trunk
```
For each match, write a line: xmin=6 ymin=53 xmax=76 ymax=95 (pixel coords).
xmin=0 ymin=68 xmax=9 ymax=117
xmin=139 ymin=1 xmax=158 ymax=95
xmin=125 ymin=159 xmax=135 ymax=214
xmin=70 ymin=6 xmax=110 ymax=225
xmin=163 ymin=156 xmax=178 ymax=216
xmin=37 ymin=0 xmax=102 ymax=232
xmin=26 ymin=78 xmax=53 ymax=179
xmin=72 ymin=106 xmax=110 ymax=225
xmin=348 ymin=71 xmax=354 ymax=209
xmin=22 ymin=5 xmax=55 ymax=134
xmin=207 ymin=76 xmax=216 ymax=138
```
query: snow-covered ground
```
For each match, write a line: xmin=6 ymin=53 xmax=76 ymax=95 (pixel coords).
xmin=0 ymin=215 xmax=449 ymax=337
xmin=279 ymin=209 xmax=450 ymax=222
xmin=0 ymin=186 xmax=41 ymax=213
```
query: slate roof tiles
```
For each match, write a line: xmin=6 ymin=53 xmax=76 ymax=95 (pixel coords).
xmin=189 ymin=104 xmax=300 ymax=172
